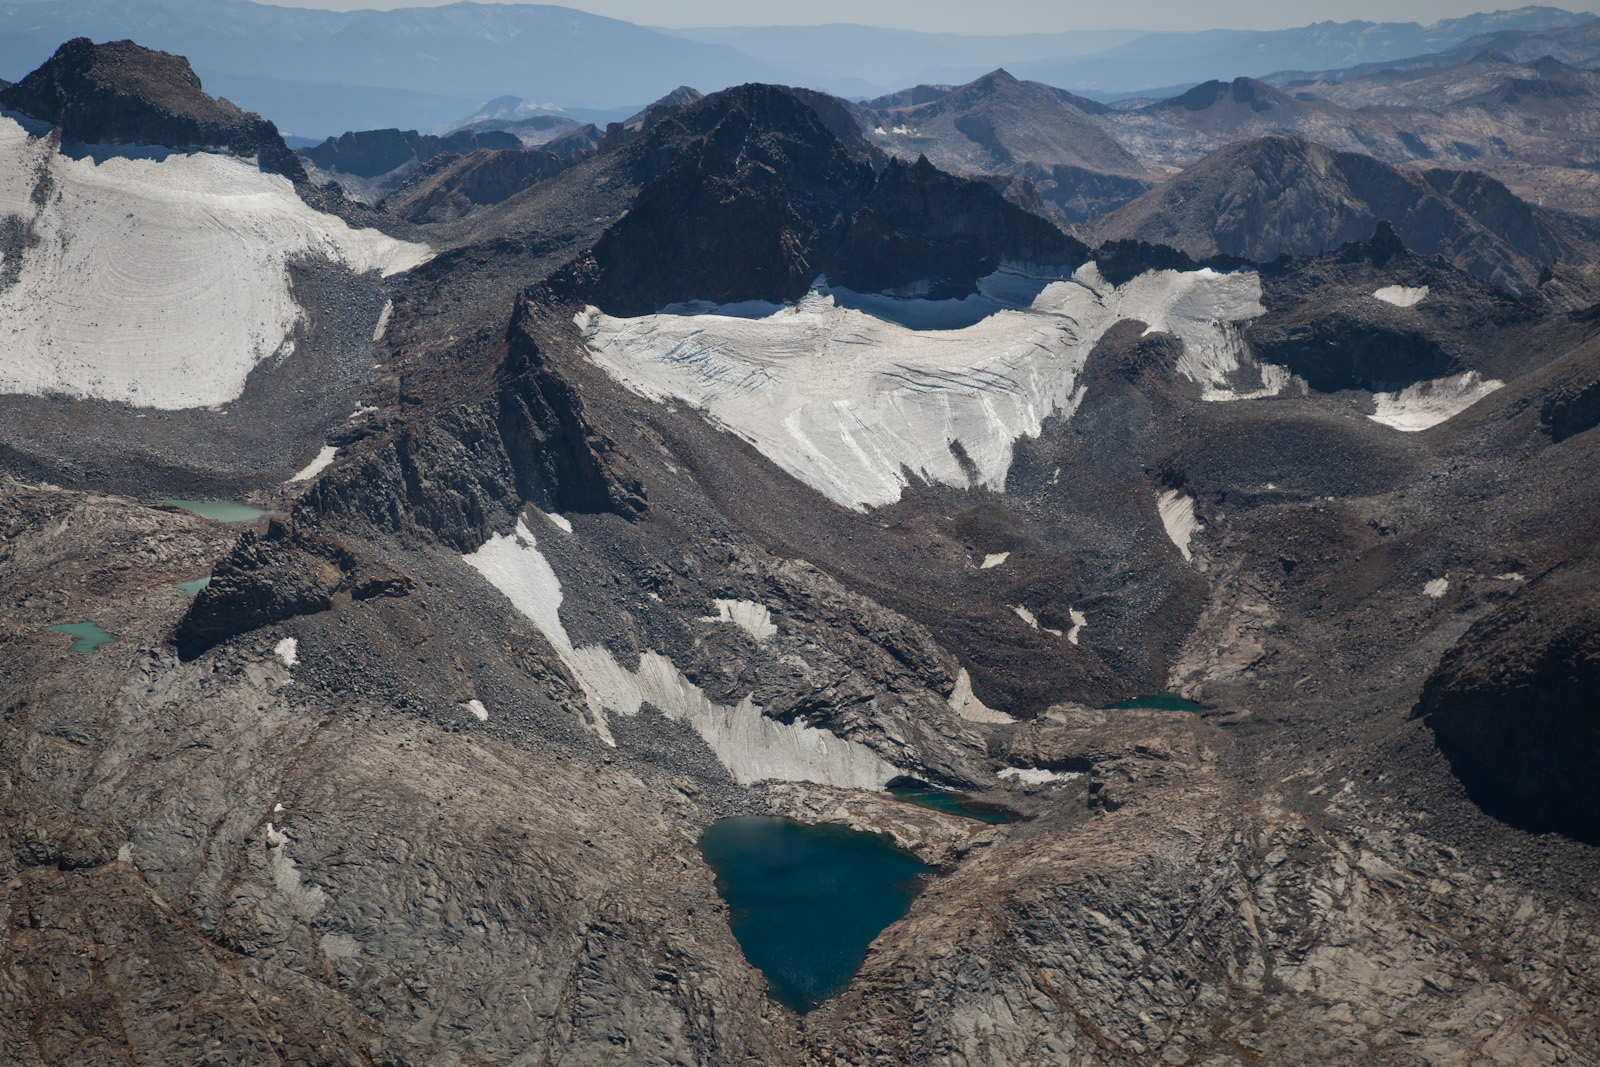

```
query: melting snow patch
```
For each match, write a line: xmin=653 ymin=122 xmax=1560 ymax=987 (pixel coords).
xmin=1067 ymin=608 xmax=1087 ymax=646
xmin=0 ymin=119 xmax=433 ymax=408
xmin=287 ymin=445 xmax=337 ymax=483
xmin=1495 ymin=573 xmax=1524 ymax=582
xmin=999 ymin=767 xmax=1079 ymax=785
xmin=1158 ymin=490 xmax=1199 ymax=562
xmin=1424 ymin=578 xmax=1450 ymax=599
xmin=273 ymin=637 xmax=298 ymax=667
xmin=1374 ymin=285 xmax=1429 ymax=308
xmin=1369 ymin=372 xmax=1503 ymax=432
xmin=546 ymin=512 xmax=573 ymax=534
xmin=463 ymin=699 xmax=489 ymax=721
xmin=117 ymin=842 xmax=133 ymax=864
xmin=463 ymin=521 xmax=894 ymax=787
xmin=583 ymin=263 xmax=1266 ymax=509
xmin=709 ymin=599 xmax=778 ymax=642
xmin=372 ymin=299 xmax=394 ymax=342
xmin=981 ymin=552 xmax=1010 ymax=569
xmin=948 ymin=667 xmax=1015 ymax=724
xmin=1013 ymin=605 xmax=1038 ymax=629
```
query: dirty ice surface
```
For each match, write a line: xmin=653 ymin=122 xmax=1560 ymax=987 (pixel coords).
xmin=464 ymin=520 xmax=897 ymax=788
xmin=582 ymin=264 xmax=1271 ymax=509
xmin=0 ymin=118 xmax=431 ymax=408
xmin=1368 ymin=372 xmax=1503 ymax=432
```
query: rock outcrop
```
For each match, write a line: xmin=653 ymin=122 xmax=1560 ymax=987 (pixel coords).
xmin=1416 ymin=555 xmax=1600 ymax=843
xmin=0 ymin=37 xmax=304 ymax=179
xmin=298 ymin=126 xmax=522 ymax=179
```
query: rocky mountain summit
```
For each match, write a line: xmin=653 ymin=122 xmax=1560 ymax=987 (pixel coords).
xmin=1095 ymin=135 xmax=1600 ymax=292
xmin=0 ymin=37 xmax=303 ymax=179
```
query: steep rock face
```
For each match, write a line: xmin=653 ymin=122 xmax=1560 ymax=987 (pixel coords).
xmin=303 ymin=302 xmax=644 ymax=551
xmin=0 ymin=37 xmax=303 ymax=179
xmin=299 ymin=127 xmax=522 ymax=179
xmin=175 ymin=518 xmax=414 ymax=658
xmin=1094 ymin=135 xmax=1600 ymax=292
xmin=1416 ymin=556 xmax=1600 ymax=843
xmin=571 ymin=83 xmax=1087 ymax=314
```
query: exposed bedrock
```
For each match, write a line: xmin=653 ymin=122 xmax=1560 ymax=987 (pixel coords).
xmin=566 ymin=83 xmax=1087 ymax=314
xmin=174 ymin=519 xmax=414 ymax=658
xmin=302 ymin=301 xmax=644 ymax=551
xmin=1416 ymin=556 xmax=1600 ymax=843
xmin=299 ymin=126 xmax=521 ymax=179
xmin=0 ymin=38 xmax=304 ymax=180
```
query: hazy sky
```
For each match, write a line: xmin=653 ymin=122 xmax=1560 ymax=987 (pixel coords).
xmin=266 ymin=0 xmax=1600 ymax=33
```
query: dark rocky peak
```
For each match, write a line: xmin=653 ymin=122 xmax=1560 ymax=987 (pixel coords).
xmin=300 ymin=127 xmax=521 ymax=179
xmin=0 ymin=37 xmax=303 ymax=179
xmin=600 ymin=85 xmax=705 ymax=151
xmin=1155 ymin=76 xmax=1296 ymax=115
xmin=561 ymin=84 xmax=1087 ymax=314
xmin=544 ymin=123 xmax=600 ymax=158
xmin=1094 ymin=135 xmax=1600 ymax=293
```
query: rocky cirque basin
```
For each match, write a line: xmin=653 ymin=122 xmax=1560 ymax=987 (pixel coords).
xmin=2 ymin=42 xmax=1600 ymax=1067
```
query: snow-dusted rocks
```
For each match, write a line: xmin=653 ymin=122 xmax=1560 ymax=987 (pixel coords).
xmin=0 ymin=117 xmax=431 ymax=409
xmin=582 ymin=263 xmax=1269 ymax=510
xmin=1368 ymin=371 xmax=1504 ymax=432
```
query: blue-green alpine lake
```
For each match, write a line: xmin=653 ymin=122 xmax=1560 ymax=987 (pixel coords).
xmin=1107 ymin=692 xmax=1206 ymax=714
xmin=44 ymin=622 xmax=116 ymax=652
xmin=888 ymin=785 xmax=1018 ymax=823
xmin=698 ymin=816 xmax=931 ymax=1013
xmin=175 ymin=576 xmax=212 ymax=594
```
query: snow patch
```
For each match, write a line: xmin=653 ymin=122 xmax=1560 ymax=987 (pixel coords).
xmin=999 ymin=767 xmax=1080 ymax=785
xmin=273 ymin=637 xmax=298 ymax=667
xmin=948 ymin=667 xmax=1015 ymax=724
xmin=583 ymin=264 xmax=1266 ymax=509
xmin=287 ymin=445 xmax=337 ymax=483
xmin=463 ymin=521 xmax=894 ymax=787
xmin=981 ymin=552 xmax=1010 ymax=569
xmin=1495 ymin=572 xmax=1524 ymax=582
xmin=1368 ymin=371 xmax=1503 ymax=432
xmin=1067 ymin=608 xmax=1087 ymax=646
xmin=1424 ymin=578 xmax=1450 ymax=599
xmin=709 ymin=599 xmax=778 ymax=642
xmin=117 ymin=842 xmax=133 ymax=864
xmin=1158 ymin=490 xmax=1199 ymax=562
xmin=0 ymin=119 xmax=432 ymax=409
xmin=546 ymin=512 xmax=573 ymax=533
xmin=463 ymin=699 xmax=489 ymax=721
xmin=1374 ymin=285 xmax=1429 ymax=308
xmin=372 ymin=299 xmax=393 ymax=341
xmin=1013 ymin=605 xmax=1038 ymax=629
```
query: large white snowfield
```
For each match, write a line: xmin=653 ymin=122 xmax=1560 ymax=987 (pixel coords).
xmin=0 ymin=116 xmax=431 ymax=409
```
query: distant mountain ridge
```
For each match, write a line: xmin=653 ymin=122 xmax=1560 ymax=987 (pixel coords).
xmin=0 ymin=2 xmax=1588 ymax=137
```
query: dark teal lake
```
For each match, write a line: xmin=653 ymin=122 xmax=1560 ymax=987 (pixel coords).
xmin=889 ymin=786 xmax=1017 ymax=823
xmin=699 ymin=816 xmax=931 ymax=1013
xmin=159 ymin=500 xmax=264 ymax=522
xmin=44 ymin=622 xmax=115 ymax=652
xmin=1107 ymin=692 xmax=1206 ymax=714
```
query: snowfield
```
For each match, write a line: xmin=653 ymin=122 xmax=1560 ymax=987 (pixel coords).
xmin=1369 ymin=371 xmax=1504 ymax=432
xmin=582 ymin=263 xmax=1273 ymax=510
xmin=0 ymin=117 xmax=431 ymax=409
xmin=464 ymin=519 xmax=898 ymax=789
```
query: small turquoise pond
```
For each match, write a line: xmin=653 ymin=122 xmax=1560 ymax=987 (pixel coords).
xmin=889 ymin=786 xmax=1018 ymax=824
xmin=44 ymin=622 xmax=115 ymax=652
xmin=175 ymin=576 xmax=212 ymax=595
xmin=699 ymin=817 xmax=931 ymax=1013
xmin=159 ymin=500 xmax=264 ymax=522
xmin=1107 ymin=692 xmax=1207 ymax=714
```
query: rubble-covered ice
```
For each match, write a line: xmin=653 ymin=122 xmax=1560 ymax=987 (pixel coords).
xmin=0 ymin=118 xmax=431 ymax=409
xmin=464 ymin=521 xmax=896 ymax=788
xmin=582 ymin=263 xmax=1270 ymax=509
xmin=1369 ymin=371 xmax=1503 ymax=432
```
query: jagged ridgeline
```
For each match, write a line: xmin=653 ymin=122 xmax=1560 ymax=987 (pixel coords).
xmin=3 ymin=27 xmax=1600 ymax=1067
